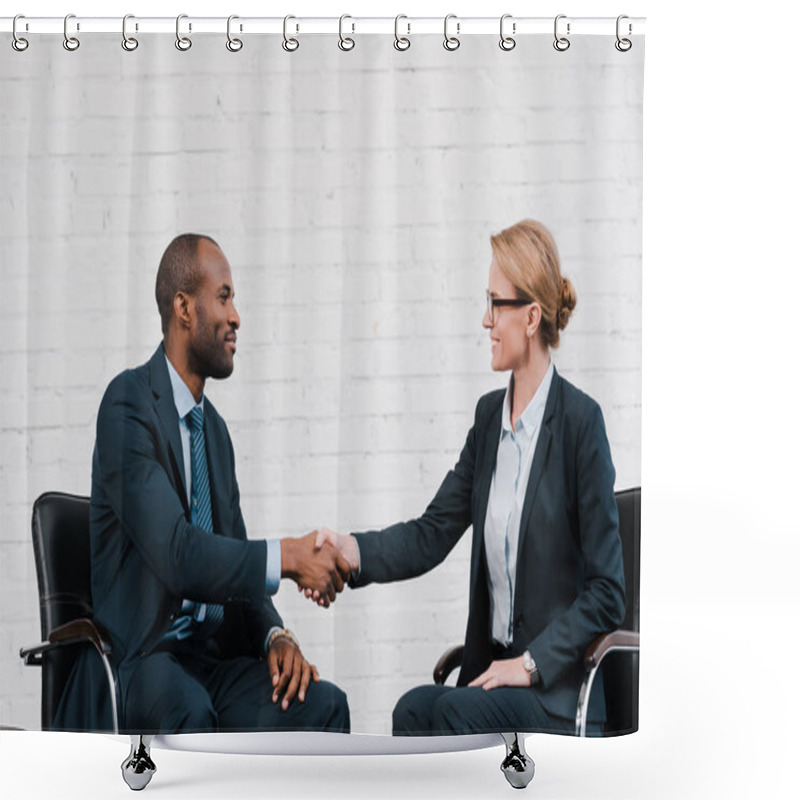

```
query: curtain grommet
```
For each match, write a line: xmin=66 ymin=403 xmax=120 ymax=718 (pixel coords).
xmin=338 ymin=14 xmax=355 ymax=51
xmin=175 ymin=14 xmax=192 ymax=51
xmin=282 ymin=15 xmax=299 ymax=52
xmin=63 ymin=13 xmax=80 ymax=51
xmin=553 ymin=14 xmax=570 ymax=52
xmin=12 ymin=14 xmax=29 ymax=52
xmin=499 ymin=14 xmax=516 ymax=51
xmin=394 ymin=14 xmax=411 ymax=51
xmin=226 ymin=15 xmax=243 ymax=52
xmin=615 ymin=15 xmax=633 ymax=52
xmin=121 ymin=14 xmax=139 ymax=51
xmin=443 ymin=14 xmax=460 ymax=51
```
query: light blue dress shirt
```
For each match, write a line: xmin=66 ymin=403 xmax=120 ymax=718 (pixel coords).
xmin=484 ymin=360 xmax=554 ymax=645
xmin=163 ymin=354 xmax=281 ymax=644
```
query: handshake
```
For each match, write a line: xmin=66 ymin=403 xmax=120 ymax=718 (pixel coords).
xmin=281 ymin=528 xmax=360 ymax=607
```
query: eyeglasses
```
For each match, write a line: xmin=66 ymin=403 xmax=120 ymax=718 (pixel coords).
xmin=485 ymin=290 xmax=532 ymax=324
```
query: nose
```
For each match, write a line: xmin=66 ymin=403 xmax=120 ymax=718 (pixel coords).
xmin=482 ymin=305 xmax=492 ymax=329
xmin=229 ymin=301 xmax=240 ymax=330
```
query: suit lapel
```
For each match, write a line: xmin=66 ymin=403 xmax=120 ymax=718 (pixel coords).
xmin=470 ymin=396 xmax=503 ymax=585
xmin=515 ymin=369 xmax=561 ymax=565
xmin=148 ymin=345 xmax=189 ymax=512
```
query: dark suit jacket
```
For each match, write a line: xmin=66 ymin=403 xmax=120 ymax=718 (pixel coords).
xmin=54 ymin=344 xmax=281 ymax=731
xmin=352 ymin=368 xmax=625 ymax=725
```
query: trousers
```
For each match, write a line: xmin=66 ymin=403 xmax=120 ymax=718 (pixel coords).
xmin=392 ymin=684 xmax=599 ymax=736
xmin=121 ymin=648 xmax=350 ymax=734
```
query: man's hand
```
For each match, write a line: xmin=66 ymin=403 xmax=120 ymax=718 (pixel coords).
xmin=281 ymin=531 xmax=350 ymax=606
xmin=467 ymin=657 xmax=532 ymax=691
xmin=298 ymin=528 xmax=360 ymax=606
xmin=267 ymin=635 xmax=319 ymax=710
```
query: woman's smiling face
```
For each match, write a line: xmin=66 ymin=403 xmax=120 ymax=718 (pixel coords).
xmin=482 ymin=258 xmax=536 ymax=373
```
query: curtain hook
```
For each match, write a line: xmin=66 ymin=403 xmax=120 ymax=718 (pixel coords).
xmin=553 ymin=14 xmax=570 ymax=52
xmin=499 ymin=13 xmax=516 ymax=51
xmin=443 ymin=14 xmax=460 ymax=51
xmin=122 ymin=14 xmax=139 ymax=51
xmin=175 ymin=14 xmax=192 ymax=51
xmin=394 ymin=14 xmax=411 ymax=51
xmin=615 ymin=15 xmax=632 ymax=52
xmin=12 ymin=14 xmax=29 ymax=52
xmin=226 ymin=15 xmax=243 ymax=52
xmin=63 ymin=13 xmax=80 ymax=51
xmin=282 ymin=15 xmax=299 ymax=52
xmin=338 ymin=14 xmax=355 ymax=51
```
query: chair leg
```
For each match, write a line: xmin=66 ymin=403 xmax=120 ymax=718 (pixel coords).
xmin=121 ymin=734 xmax=156 ymax=791
xmin=499 ymin=732 xmax=535 ymax=789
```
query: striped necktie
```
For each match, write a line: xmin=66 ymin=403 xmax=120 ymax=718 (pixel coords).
xmin=186 ymin=405 xmax=224 ymax=637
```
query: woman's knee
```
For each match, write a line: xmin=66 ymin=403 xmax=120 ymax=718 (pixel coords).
xmin=430 ymin=691 xmax=470 ymax=734
xmin=392 ymin=685 xmax=447 ymax=735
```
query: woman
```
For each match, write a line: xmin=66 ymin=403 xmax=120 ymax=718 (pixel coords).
xmin=316 ymin=219 xmax=625 ymax=736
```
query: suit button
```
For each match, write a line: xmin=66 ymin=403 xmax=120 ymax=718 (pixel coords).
xmin=514 ymin=615 xmax=523 ymax=628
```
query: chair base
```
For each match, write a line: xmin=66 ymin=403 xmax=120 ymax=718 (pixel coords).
xmin=500 ymin=733 xmax=535 ymax=789
xmin=121 ymin=735 xmax=156 ymax=791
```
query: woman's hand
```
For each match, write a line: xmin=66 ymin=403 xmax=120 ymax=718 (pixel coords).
xmin=468 ymin=656 xmax=532 ymax=690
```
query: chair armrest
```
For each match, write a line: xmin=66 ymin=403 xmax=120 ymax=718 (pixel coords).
xmin=19 ymin=617 xmax=112 ymax=665
xmin=49 ymin=618 xmax=112 ymax=654
xmin=584 ymin=630 xmax=639 ymax=670
xmin=434 ymin=645 xmax=465 ymax=685
xmin=576 ymin=629 xmax=640 ymax=737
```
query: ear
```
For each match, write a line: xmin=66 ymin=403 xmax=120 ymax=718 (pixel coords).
xmin=526 ymin=303 xmax=541 ymax=339
xmin=173 ymin=291 xmax=192 ymax=329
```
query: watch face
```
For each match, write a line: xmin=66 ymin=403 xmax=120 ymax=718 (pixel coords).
xmin=522 ymin=651 xmax=534 ymax=671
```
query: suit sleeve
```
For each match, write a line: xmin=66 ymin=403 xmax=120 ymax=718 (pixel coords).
xmin=351 ymin=401 xmax=480 ymax=587
xmin=94 ymin=372 xmax=268 ymax=607
xmin=528 ymin=402 xmax=626 ymax=689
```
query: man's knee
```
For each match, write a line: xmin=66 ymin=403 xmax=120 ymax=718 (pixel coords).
xmin=309 ymin=680 xmax=350 ymax=732
xmin=123 ymin=653 xmax=217 ymax=734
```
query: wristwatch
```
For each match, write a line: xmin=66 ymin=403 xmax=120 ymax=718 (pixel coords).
xmin=267 ymin=627 xmax=299 ymax=651
xmin=521 ymin=650 xmax=539 ymax=685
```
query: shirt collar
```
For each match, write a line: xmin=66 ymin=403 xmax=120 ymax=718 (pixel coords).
xmin=501 ymin=359 xmax=555 ymax=435
xmin=164 ymin=351 xmax=203 ymax=420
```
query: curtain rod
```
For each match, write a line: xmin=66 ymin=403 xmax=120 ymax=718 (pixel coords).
xmin=2 ymin=16 xmax=646 ymax=37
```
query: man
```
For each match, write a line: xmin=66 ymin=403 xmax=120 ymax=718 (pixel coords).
xmin=54 ymin=233 xmax=350 ymax=733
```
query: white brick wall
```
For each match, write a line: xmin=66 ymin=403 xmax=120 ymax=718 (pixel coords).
xmin=1 ymin=33 xmax=643 ymax=734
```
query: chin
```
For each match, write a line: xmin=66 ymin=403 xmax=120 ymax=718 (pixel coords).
xmin=208 ymin=360 xmax=235 ymax=380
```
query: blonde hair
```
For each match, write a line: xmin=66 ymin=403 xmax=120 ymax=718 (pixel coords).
xmin=490 ymin=219 xmax=577 ymax=348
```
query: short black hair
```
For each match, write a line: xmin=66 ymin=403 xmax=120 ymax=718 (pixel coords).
xmin=155 ymin=233 xmax=220 ymax=334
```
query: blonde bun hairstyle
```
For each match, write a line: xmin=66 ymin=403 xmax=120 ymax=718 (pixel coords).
xmin=490 ymin=219 xmax=576 ymax=348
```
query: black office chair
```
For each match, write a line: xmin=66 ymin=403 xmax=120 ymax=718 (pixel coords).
xmin=19 ymin=492 xmax=157 ymax=789
xmin=433 ymin=487 xmax=641 ymax=786
xmin=19 ymin=492 xmax=120 ymax=733
xmin=576 ymin=486 xmax=640 ymax=737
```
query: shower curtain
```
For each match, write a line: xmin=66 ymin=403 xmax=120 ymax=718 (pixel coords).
xmin=0 ymin=25 xmax=643 ymax=737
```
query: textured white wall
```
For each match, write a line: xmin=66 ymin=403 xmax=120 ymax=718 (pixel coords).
xmin=0 ymin=33 xmax=643 ymax=733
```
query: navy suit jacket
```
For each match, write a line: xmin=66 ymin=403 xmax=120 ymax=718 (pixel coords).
xmin=54 ymin=345 xmax=281 ymax=730
xmin=352 ymin=368 xmax=625 ymax=725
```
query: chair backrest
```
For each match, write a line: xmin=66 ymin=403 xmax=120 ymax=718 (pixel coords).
xmin=30 ymin=491 xmax=92 ymax=729
xmin=603 ymin=487 xmax=640 ymax=735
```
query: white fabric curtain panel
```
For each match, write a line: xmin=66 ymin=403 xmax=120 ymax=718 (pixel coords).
xmin=1 ymin=31 xmax=643 ymax=737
